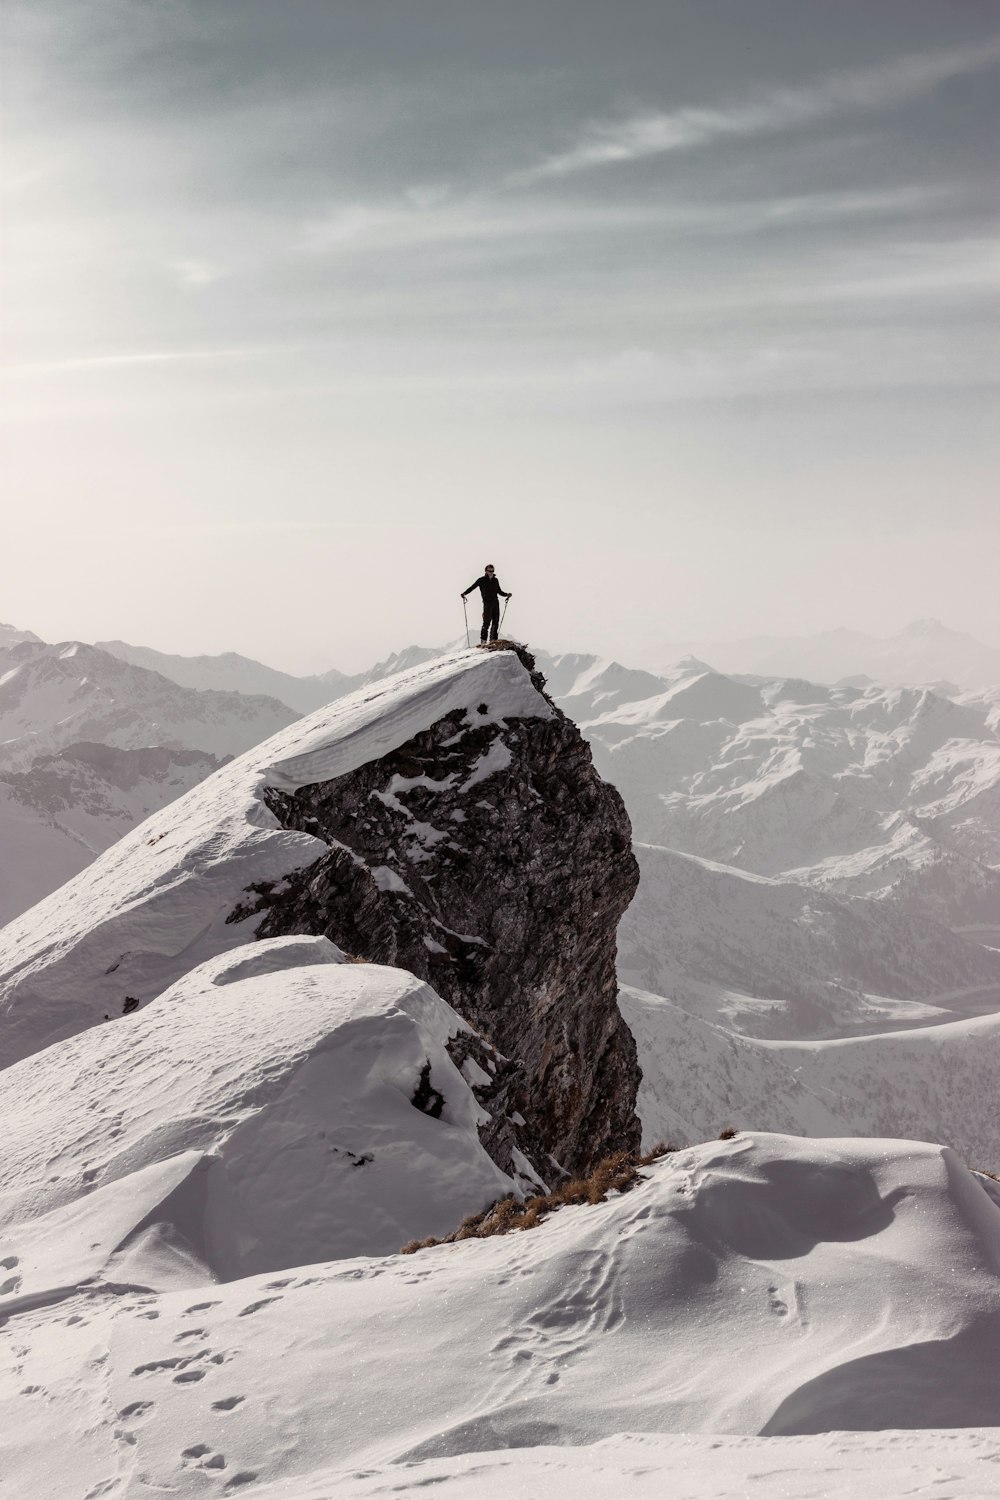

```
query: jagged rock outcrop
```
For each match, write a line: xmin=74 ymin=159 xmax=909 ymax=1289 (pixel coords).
xmin=230 ymin=646 xmax=641 ymax=1175
xmin=0 ymin=644 xmax=641 ymax=1184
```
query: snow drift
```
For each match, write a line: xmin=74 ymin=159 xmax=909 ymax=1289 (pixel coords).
xmin=0 ymin=936 xmax=518 ymax=1283
xmin=4 ymin=1131 xmax=999 ymax=1497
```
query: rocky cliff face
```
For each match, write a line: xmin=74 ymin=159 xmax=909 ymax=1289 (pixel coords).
xmin=229 ymin=645 xmax=641 ymax=1177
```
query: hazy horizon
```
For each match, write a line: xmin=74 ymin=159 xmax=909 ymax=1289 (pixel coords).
xmin=3 ymin=2 xmax=998 ymax=673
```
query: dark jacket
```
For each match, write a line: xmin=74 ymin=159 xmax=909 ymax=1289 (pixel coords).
xmin=463 ymin=574 xmax=510 ymax=603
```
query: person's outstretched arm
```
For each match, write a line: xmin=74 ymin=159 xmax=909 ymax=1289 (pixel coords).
xmin=497 ymin=579 xmax=512 ymax=597
xmin=461 ymin=578 xmax=482 ymax=598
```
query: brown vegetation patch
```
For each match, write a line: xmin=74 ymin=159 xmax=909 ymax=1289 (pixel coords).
xmin=400 ymin=1143 xmax=674 ymax=1254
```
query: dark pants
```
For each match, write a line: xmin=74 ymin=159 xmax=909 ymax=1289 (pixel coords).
xmin=481 ymin=600 xmax=500 ymax=641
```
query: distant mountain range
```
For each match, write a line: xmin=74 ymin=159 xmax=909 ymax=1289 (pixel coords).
xmin=95 ymin=618 xmax=1000 ymax=704
xmin=670 ymin=619 xmax=1000 ymax=690
xmin=0 ymin=638 xmax=298 ymax=771
xmin=97 ymin=639 xmax=446 ymax=712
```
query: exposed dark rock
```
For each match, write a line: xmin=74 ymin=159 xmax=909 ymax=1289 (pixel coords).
xmin=229 ymin=645 xmax=641 ymax=1178
xmin=411 ymin=1061 xmax=445 ymax=1120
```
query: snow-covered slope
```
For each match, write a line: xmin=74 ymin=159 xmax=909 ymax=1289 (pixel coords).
xmin=623 ymin=985 xmax=1000 ymax=1168
xmin=0 ymin=639 xmax=298 ymax=771
xmin=4 ymin=1131 xmax=999 ymax=1497
xmin=0 ymin=936 xmax=517 ymax=1272
xmin=0 ymin=647 xmax=551 ymax=1070
xmin=97 ymin=640 xmax=335 ymax=714
xmin=0 ymin=742 xmax=222 ymax=927
xmin=620 ymin=844 xmax=1000 ymax=1040
xmin=265 ymin=1432 xmax=1000 ymax=1500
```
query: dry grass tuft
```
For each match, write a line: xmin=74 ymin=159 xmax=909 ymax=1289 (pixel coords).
xmin=717 ymin=1126 xmax=739 ymax=1140
xmin=400 ymin=1143 xmax=674 ymax=1255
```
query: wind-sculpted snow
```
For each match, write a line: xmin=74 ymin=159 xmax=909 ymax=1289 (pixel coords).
xmin=246 ymin=1431 xmax=1000 ymax=1499
xmin=0 ymin=937 xmax=515 ymax=1280
xmin=4 ymin=1133 xmax=1000 ymax=1497
xmin=0 ymin=648 xmax=551 ymax=1070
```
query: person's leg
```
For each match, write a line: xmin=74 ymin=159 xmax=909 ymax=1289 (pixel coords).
xmin=488 ymin=601 xmax=500 ymax=641
xmin=480 ymin=603 xmax=489 ymax=643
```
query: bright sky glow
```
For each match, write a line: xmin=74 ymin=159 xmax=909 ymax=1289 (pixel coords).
xmin=2 ymin=1 xmax=998 ymax=671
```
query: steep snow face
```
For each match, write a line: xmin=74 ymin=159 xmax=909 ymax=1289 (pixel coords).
xmin=4 ymin=1133 xmax=1000 ymax=1497
xmin=0 ymin=648 xmax=552 ymax=1072
xmin=0 ymin=937 xmax=516 ymax=1276
xmin=620 ymin=845 xmax=1000 ymax=1040
xmin=0 ymin=639 xmax=298 ymax=771
xmin=97 ymin=641 xmax=335 ymax=715
xmin=0 ymin=742 xmax=222 ymax=927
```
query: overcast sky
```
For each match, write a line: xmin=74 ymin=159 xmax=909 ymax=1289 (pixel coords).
xmin=3 ymin=1 xmax=998 ymax=672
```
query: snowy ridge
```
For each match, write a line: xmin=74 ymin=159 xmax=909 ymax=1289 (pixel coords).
xmin=4 ymin=1131 xmax=1000 ymax=1496
xmin=0 ymin=647 xmax=552 ymax=1068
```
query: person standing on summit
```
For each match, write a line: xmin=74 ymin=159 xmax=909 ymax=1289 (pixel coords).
xmin=461 ymin=564 xmax=512 ymax=645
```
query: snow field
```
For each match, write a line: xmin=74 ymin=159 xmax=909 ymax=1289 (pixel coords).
xmin=3 ymin=1131 xmax=1000 ymax=1497
xmin=260 ymin=1430 xmax=1000 ymax=1499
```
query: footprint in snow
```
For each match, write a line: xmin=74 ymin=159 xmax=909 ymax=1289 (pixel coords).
xmin=0 ymin=1275 xmax=22 ymax=1295
xmin=174 ymin=1328 xmax=208 ymax=1342
xmin=0 ymin=1255 xmax=18 ymax=1270
xmin=181 ymin=1443 xmax=226 ymax=1470
xmin=211 ymin=1395 xmax=245 ymax=1412
xmin=185 ymin=1301 xmax=220 ymax=1314
xmin=238 ymin=1297 xmax=280 ymax=1317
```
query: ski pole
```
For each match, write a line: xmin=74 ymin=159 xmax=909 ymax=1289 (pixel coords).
xmin=499 ymin=595 xmax=510 ymax=635
xmin=462 ymin=595 xmax=470 ymax=648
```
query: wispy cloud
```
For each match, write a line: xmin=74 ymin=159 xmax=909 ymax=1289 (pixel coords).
xmin=0 ymin=344 xmax=297 ymax=377
xmin=513 ymin=37 xmax=1000 ymax=183
xmin=297 ymin=183 xmax=953 ymax=259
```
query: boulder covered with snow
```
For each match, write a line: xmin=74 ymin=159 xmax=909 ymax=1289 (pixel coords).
xmin=0 ymin=936 xmax=519 ymax=1285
